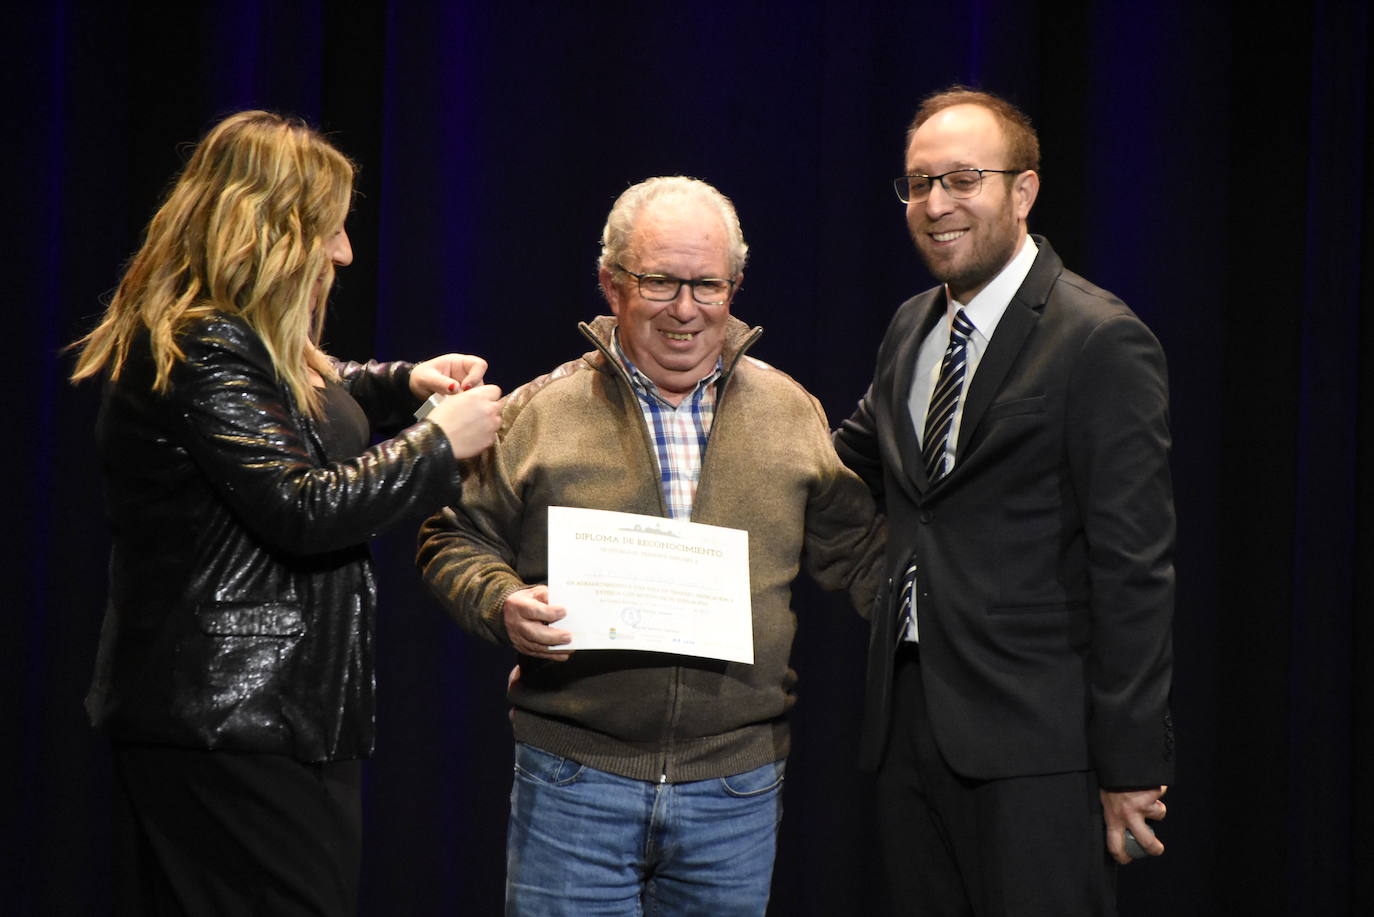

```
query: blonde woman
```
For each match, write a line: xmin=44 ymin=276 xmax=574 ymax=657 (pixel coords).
xmin=71 ymin=111 xmax=501 ymax=914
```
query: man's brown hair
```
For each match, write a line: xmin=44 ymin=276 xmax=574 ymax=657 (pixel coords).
xmin=909 ymin=86 xmax=1041 ymax=173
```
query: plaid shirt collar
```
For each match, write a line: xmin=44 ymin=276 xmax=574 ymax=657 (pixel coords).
xmin=612 ymin=329 xmax=722 ymax=519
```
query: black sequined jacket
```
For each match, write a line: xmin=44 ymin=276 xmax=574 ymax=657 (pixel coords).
xmin=88 ymin=313 xmax=460 ymax=762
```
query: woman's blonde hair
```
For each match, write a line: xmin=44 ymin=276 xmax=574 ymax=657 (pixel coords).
xmin=70 ymin=110 xmax=356 ymax=416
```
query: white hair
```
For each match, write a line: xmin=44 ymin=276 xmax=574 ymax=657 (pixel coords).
xmin=598 ymin=175 xmax=748 ymax=277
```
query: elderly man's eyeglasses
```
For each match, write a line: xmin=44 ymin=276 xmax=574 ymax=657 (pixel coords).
xmin=615 ymin=264 xmax=735 ymax=305
xmin=893 ymin=169 xmax=1021 ymax=204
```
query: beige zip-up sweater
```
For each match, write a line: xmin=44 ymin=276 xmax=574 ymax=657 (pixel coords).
xmin=418 ymin=315 xmax=884 ymax=782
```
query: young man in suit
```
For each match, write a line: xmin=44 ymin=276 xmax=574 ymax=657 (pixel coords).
xmin=835 ymin=87 xmax=1175 ymax=916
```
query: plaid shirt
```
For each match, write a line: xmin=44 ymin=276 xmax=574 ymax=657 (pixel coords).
xmin=613 ymin=331 xmax=722 ymax=520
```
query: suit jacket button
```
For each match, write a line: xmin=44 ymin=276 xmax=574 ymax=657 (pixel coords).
xmin=919 ymin=511 xmax=932 ymax=524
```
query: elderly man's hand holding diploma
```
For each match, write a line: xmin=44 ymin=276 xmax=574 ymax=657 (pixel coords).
xmin=503 ymin=585 xmax=573 ymax=661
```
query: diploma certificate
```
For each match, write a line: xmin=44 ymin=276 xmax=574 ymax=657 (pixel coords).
xmin=547 ymin=506 xmax=753 ymax=664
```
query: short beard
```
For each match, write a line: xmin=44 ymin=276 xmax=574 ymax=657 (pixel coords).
xmin=914 ymin=193 xmax=1021 ymax=300
xmin=922 ymin=230 xmax=1018 ymax=297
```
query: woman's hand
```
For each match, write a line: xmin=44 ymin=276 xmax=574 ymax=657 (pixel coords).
xmin=427 ymin=384 xmax=503 ymax=458
xmin=409 ymin=353 xmax=489 ymax=398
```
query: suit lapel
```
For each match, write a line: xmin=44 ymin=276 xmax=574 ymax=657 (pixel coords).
xmin=955 ymin=300 xmax=1037 ymax=455
xmin=953 ymin=236 xmax=1060 ymax=461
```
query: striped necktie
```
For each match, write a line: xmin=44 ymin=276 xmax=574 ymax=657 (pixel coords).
xmin=921 ymin=308 xmax=976 ymax=482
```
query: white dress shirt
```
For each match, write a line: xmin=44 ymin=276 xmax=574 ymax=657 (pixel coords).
xmin=908 ymin=235 xmax=1039 ymax=461
xmin=901 ymin=235 xmax=1037 ymax=641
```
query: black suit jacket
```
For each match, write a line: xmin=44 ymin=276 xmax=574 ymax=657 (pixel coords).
xmin=835 ymin=236 xmax=1175 ymax=787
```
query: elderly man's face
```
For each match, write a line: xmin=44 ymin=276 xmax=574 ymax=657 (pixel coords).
xmin=906 ymin=103 xmax=1038 ymax=302
xmin=600 ymin=196 xmax=736 ymax=405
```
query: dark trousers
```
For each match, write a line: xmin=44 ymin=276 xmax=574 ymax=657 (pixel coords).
xmin=875 ymin=646 xmax=1117 ymax=917
xmin=113 ymin=744 xmax=363 ymax=917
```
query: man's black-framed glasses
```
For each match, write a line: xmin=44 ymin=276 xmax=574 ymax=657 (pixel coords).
xmin=615 ymin=264 xmax=735 ymax=305
xmin=892 ymin=169 xmax=1021 ymax=204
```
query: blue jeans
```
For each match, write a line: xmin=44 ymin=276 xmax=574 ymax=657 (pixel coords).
xmin=506 ymin=742 xmax=785 ymax=916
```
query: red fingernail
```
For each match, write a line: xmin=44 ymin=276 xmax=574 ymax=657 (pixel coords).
xmin=448 ymin=382 xmax=457 ymax=393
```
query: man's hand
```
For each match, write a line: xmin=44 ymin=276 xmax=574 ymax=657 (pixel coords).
xmin=1101 ymin=785 xmax=1168 ymax=864
xmin=410 ymin=353 xmax=489 ymax=398
xmin=503 ymin=585 xmax=573 ymax=661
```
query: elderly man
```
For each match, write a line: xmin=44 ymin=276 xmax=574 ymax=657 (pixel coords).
xmin=419 ymin=175 xmax=883 ymax=915
xmin=835 ymin=88 xmax=1175 ymax=915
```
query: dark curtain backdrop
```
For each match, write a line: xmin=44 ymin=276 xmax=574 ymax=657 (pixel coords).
xmin=7 ymin=1 xmax=1372 ymax=914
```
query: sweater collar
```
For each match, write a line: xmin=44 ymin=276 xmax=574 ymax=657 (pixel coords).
xmin=579 ymin=314 xmax=762 ymax=389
